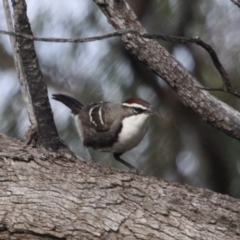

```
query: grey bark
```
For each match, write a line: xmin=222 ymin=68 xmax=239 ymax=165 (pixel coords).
xmin=0 ymin=133 xmax=240 ymax=240
xmin=12 ymin=0 xmax=62 ymax=150
xmin=3 ymin=0 xmax=37 ymax=128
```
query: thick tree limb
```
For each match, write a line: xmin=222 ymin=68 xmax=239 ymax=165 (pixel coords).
xmin=0 ymin=133 xmax=239 ymax=239
xmin=11 ymin=0 xmax=63 ymax=150
xmin=93 ymin=0 xmax=240 ymax=142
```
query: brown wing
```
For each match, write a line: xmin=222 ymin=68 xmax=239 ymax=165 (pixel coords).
xmin=79 ymin=102 xmax=123 ymax=150
xmin=79 ymin=102 xmax=121 ymax=132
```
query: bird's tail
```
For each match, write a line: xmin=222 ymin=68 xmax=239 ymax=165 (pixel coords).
xmin=52 ymin=94 xmax=84 ymax=115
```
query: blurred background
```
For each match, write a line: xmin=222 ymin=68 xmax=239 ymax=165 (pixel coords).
xmin=0 ymin=0 xmax=240 ymax=197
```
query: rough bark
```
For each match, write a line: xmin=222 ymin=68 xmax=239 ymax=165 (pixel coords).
xmin=0 ymin=134 xmax=239 ymax=240
xmin=94 ymin=0 xmax=240 ymax=142
xmin=12 ymin=0 xmax=62 ymax=150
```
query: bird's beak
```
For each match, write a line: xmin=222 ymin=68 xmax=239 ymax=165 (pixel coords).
xmin=146 ymin=108 xmax=155 ymax=115
xmin=149 ymin=108 xmax=161 ymax=118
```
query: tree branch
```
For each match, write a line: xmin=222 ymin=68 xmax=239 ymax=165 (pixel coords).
xmin=93 ymin=0 xmax=240 ymax=141
xmin=0 ymin=28 xmax=137 ymax=43
xmin=231 ymin=0 xmax=240 ymax=8
xmin=11 ymin=0 xmax=63 ymax=150
xmin=2 ymin=0 xmax=37 ymax=131
xmin=142 ymin=34 xmax=240 ymax=97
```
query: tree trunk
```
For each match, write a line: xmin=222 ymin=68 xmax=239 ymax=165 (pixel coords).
xmin=0 ymin=134 xmax=239 ymax=240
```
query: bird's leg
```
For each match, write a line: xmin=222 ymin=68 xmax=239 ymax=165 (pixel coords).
xmin=84 ymin=147 xmax=93 ymax=161
xmin=113 ymin=153 xmax=138 ymax=171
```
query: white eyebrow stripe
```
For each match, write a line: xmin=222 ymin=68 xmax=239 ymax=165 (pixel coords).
xmin=89 ymin=105 xmax=98 ymax=126
xmin=98 ymin=106 xmax=104 ymax=125
xmin=122 ymin=103 xmax=147 ymax=110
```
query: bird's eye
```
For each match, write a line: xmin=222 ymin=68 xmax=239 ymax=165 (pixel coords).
xmin=133 ymin=108 xmax=144 ymax=114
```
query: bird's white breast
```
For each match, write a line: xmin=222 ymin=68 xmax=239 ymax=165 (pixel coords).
xmin=113 ymin=114 xmax=149 ymax=153
xmin=74 ymin=115 xmax=84 ymax=140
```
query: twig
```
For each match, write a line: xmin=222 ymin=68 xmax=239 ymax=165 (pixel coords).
xmin=0 ymin=28 xmax=239 ymax=98
xmin=142 ymin=35 xmax=232 ymax=88
xmin=0 ymin=29 xmax=138 ymax=43
xmin=198 ymin=87 xmax=224 ymax=92
xmin=143 ymin=34 xmax=240 ymax=98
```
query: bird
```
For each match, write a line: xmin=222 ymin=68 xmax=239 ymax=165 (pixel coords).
xmin=52 ymin=94 xmax=154 ymax=170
